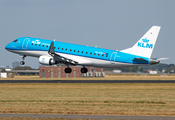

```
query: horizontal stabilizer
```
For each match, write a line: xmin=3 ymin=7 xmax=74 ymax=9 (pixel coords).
xmin=152 ymin=58 xmax=169 ymax=61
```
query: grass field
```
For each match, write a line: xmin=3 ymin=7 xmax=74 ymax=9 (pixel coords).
xmin=0 ymin=118 xmax=84 ymax=120
xmin=0 ymin=83 xmax=175 ymax=116
xmin=1 ymin=74 xmax=175 ymax=80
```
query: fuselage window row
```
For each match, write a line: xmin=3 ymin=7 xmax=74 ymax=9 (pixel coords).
xmin=30 ymin=43 xmax=108 ymax=57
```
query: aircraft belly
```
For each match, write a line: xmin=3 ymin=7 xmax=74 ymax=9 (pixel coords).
xmin=7 ymin=50 xmax=47 ymax=57
xmin=57 ymin=52 xmax=133 ymax=67
xmin=9 ymin=50 xmax=146 ymax=68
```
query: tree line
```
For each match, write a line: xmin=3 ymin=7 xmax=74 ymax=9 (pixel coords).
xmin=104 ymin=63 xmax=175 ymax=73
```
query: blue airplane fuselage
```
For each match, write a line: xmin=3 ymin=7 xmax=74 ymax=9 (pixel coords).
xmin=5 ymin=37 xmax=150 ymax=68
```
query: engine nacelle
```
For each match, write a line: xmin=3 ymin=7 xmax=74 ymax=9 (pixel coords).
xmin=39 ymin=55 xmax=56 ymax=65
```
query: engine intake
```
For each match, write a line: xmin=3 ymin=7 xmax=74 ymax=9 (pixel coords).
xmin=39 ymin=55 xmax=56 ymax=65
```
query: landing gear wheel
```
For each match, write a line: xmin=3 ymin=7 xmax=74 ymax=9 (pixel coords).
xmin=81 ymin=68 xmax=88 ymax=73
xmin=65 ymin=67 xmax=72 ymax=73
xmin=20 ymin=61 xmax=25 ymax=65
xmin=20 ymin=55 xmax=26 ymax=65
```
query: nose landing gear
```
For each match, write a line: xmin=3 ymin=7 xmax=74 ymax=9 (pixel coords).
xmin=20 ymin=55 xmax=26 ymax=65
xmin=20 ymin=61 xmax=25 ymax=65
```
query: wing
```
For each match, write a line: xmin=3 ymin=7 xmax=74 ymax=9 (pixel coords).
xmin=48 ymin=42 xmax=78 ymax=65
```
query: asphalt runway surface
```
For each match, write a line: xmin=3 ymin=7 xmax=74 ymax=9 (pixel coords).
xmin=0 ymin=80 xmax=175 ymax=83
xmin=0 ymin=114 xmax=175 ymax=120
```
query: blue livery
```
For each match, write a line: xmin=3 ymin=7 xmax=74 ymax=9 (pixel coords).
xmin=5 ymin=26 xmax=161 ymax=73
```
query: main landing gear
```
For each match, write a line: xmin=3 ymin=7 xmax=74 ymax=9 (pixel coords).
xmin=81 ymin=67 xmax=88 ymax=73
xmin=20 ymin=55 xmax=26 ymax=65
xmin=64 ymin=67 xmax=72 ymax=73
xmin=64 ymin=66 xmax=88 ymax=74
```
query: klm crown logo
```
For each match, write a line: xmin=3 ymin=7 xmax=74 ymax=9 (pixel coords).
xmin=137 ymin=38 xmax=153 ymax=49
xmin=142 ymin=38 xmax=149 ymax=43
xmin=41 ymin=58 xmax=45 ymax=63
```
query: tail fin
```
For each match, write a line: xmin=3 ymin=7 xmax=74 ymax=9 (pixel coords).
xmin=121 ymin=26 xmax=161 ymax=58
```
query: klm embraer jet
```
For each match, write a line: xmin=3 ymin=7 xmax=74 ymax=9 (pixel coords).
xmin=5 ymin=26 xmax=162 ymax=73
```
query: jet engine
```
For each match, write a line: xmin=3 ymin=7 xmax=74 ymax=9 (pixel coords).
xmin=39 ymin=55 xmax=56 ymax=65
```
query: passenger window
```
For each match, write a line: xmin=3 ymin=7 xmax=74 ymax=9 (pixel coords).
xmin=46 ymin=46 xmax=48 ymax=48
xmin=35 ymin=44 xmax=37 ymax=46
xmin=62 ymin=48 xmax=63 ymax=50
xmin=39 ymin=44 xmax=41 ymax=46
xmin=70 ymin=49 xmax=72 ymax=51
xmin=78 ymin=51 xmax=79 ymax=53
xmin=74 ymin=50 xmax=76 ymax=52
xmin=81 ymin=51 xmax=83 ymax=53
xmin=58 ymin=47 xmax=59 ymax=49
xmin=42 ymin=45 xmax=44 ymax=47
xmin=98 ymin=54 xmax=100 ymax=56
xmin=65 ymin=49 xmax=67 ymax=51
xmin=102 ymin=54 xmax=104 ymax=57
xmin=94 ymin=53 xmax=96 ymax=55
xmin=86 ymin=52 xmax=87 ymax=54
xmin=31 ymin=43 xmax=33 ymax=45
xmin=90 ymin=53 xmax=92 ymax=55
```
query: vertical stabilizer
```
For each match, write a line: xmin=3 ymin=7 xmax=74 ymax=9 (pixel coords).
xmin=121 ymin=26 xmax=161 ymax=58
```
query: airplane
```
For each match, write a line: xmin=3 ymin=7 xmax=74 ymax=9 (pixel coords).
xmin=5 ymin=26 xmax=163 ymax=73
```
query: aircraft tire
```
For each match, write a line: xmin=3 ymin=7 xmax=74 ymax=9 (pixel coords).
xmin=20 ymin=61 xmax=25 ymax=65
xmin=81 ymin=68 xmax=88 ymax=73
xmin=64 ymin=68 xmax=72 ymax=73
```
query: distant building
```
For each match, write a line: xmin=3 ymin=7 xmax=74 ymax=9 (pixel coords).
xmin=5 ymin=66 xmax=11 ymax=72
xmin=39 ymin=66 xmax=105 ymax=78
xmin=149 ymin=70 xmax=158 ymax=74
xmin=113 ymin=70 xmax=122 ymax=73
xmin=12 ymin=61 xmax=20 ymax=69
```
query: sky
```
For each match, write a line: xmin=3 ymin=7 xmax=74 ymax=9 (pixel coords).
xmin=0 ymin=0 xmax=175 ymax=68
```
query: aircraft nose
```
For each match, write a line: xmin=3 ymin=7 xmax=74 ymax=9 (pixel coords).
xmin=5 ymin=44 xmax=11 ymax=50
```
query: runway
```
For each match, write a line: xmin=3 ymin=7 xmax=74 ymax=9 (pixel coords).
xmin=0 ymin=114 xmax=175 ymax=120
xmin=0 ymin=80 xmax=175 ymax=83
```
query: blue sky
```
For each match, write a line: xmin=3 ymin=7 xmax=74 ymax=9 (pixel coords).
xmin=0 ymin=0 xmax=174 ymax=68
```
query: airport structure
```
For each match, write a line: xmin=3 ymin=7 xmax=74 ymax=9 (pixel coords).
xmin=39 ymin=66 xmax=105 ymax=78
xmin=12 ymin=61 xmax=20 ymax=69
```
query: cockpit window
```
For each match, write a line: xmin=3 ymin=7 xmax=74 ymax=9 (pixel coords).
xmin=13 ymin=40 xmax=18 ymax=43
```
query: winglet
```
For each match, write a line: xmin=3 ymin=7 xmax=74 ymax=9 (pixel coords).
xmin=48 ymin=42 xmax=55 ymax=54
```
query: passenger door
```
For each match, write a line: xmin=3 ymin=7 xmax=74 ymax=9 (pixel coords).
xmin=22 ymin=38 xmax=30 ymax=50
xmin=110 ymin=52 xmax=117 ymax=64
